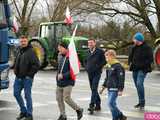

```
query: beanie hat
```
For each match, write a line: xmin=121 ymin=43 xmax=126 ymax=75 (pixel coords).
xmin=59 ymin=41 xmax=68 ymax=49
xmin=134 ymin=32 xmax=144 ymax=42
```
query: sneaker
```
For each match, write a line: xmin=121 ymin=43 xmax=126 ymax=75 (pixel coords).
xmin=134 ymin=103 xmax=141 ymax=108
xmin=24 ymin=116 xmax=33 ymax=120
xmin=57 ymin=115 xmax=67 ymax=120
xmin=119 ymin=115 xmax=127 ymax=120
xmin=76 ymin=108 xmax=83 ymax=120
xmin=134 ymin=103 xmax=145 ymax=110
xmin=95 ymin=105 xmax=101 ymax=111
xmin=16 ymin=112 xmax=26 ymax=120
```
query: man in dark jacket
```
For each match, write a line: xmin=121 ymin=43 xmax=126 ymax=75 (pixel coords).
xmin=128 ymin=32 xmax=153 ymax=109
xmin=13 ymin=35 xmax=40 ymax=120
xmin=85 ymin=39 xmax=106 ymax=114
xmin=56 ymin=42 xmax=83 ymax=120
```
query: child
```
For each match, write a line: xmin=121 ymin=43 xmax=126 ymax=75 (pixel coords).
xmin=56 ymin=42 xmax=83 ymax=120
xmin=100 ymin=49 xmax=127 ymax=120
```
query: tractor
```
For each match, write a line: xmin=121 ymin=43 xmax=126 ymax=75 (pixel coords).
xmin=154 ymin=37 xmax=160 ymax=70
xmin=29 ymin=22 xmax=88 ymax=69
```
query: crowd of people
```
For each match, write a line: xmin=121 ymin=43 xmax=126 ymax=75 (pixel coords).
xmin=12 ymin=32 xmax=153 ymax=120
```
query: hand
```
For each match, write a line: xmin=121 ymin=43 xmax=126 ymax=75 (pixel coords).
xmin=99 ymin=86 xmax=105 ymax=94
xmin=58 ymin=74 xmax=63 ymax=80
xmin=118 ymin=91 xmax=123 ymax=96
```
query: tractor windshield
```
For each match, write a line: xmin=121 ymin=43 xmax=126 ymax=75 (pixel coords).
xmin=39 ymin=23 xmax=71 ymax=39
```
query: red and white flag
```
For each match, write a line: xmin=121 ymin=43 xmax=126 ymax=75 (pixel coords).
xmin=68 ymin=25 xmax=80 ymax=80
xmin=12 ymin=16 xmax=19 ymax=33
xmin=64 ymin=6 xmax=73 ymax=25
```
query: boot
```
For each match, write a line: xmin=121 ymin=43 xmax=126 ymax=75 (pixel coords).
xmin=16 ymin=112 xmax=26 ymax=120
xmin=88 ymin=106 xmax=94 ymax=114
xmin=119 ymin=114 xmax=127 ymax=120
xmin=76 ymin=108 xmax=83 ymax=120
xmin=57 ymin=115 xmax=67 ymax=120
xmin=24 ymin=116 xmax=33 ymax=120
xmin=95 ymin=105 xmax=101 ymax=111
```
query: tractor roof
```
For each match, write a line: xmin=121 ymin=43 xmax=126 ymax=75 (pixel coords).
xmin=63 ymin=36 xmax=88 ymax=41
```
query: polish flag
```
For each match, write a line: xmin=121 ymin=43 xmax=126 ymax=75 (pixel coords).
xmin=64 ymin=6 xmax=73 ymax=25
xmin=68 ymin=25 xmax=80 ymax=80
xmin=12 ymin=16 xmax=19 ymax=33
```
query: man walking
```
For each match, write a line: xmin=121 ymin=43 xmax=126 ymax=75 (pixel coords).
xmin=56 ymin=42 xmax=83 ymax=120
xmin=85 ymin=39 xmax=106 ymax=114
xmin=128 ymin=32 xmax=153 ymax=109
xmin=13 ymin=35 xmax=40 ymax=120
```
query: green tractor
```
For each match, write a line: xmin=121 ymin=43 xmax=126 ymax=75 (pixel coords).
xmin=29 ymin=22 xmax=88 ymax=69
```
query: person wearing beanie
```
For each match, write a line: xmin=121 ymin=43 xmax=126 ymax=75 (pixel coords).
xmin=56 ymin=43 xmax=83 ymax=120
xmin=128 ymin=32 xmax=153 ymax=110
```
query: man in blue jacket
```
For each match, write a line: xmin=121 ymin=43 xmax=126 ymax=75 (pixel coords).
xmin=85 ymin=39 xmax=106 ymax=114
xmin=56 ymin=42 xmax=83 ymax=120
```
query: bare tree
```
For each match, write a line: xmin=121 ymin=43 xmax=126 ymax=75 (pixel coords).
xmin=44 ymin=0 xmax=85 ymax=21
xmin=12 ymin=0 xmax=38 ymax=35
xmin=78 ymin=0 xmax=160 ymax=39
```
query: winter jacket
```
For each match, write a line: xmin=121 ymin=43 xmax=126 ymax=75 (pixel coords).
xmin=128 ymin=42 xmax=153 ymax=72
xmin=85 ymin=47 xmax=106 ymax=74
xmin=56 ymin=54 xmax=75 ymax=87
xmin=14 ymin=45 xmax=40 ymax=79
xmin=102 ymin=61 xmax=125 ymax=91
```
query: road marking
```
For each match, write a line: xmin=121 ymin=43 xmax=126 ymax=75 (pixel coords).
xmin=145 ymin=106 xmax=160 ymax=112
xmin=68 ymin=114 xmax=111 ymax=120
xmin=0 ymin=107 xmax=16 ymax=111
xmin=101 ymin=110 xmax=144 ymax=118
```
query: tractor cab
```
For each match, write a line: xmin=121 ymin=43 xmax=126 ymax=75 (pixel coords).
xmin=38 ymin=22 xmax=71 ymax=53
xmin=30 ymin=21 xmax=88 ymax=69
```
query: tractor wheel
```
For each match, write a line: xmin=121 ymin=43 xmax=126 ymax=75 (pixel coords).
xmin=154 ymin=45 xmax=160 ymax=69
xmin=29 ymin=39 xmax=48 ymax=69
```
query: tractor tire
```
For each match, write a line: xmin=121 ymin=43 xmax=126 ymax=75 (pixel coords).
xmin=29 ymin=39 xmax=48 ymax=69
xmin=154 ymin=44 xmax=160 ymax=70
xmin=9 ymin=46 xmax=17 ymax=68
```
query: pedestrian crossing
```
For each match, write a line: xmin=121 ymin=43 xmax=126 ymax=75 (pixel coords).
xmin=0 ymin=71 xmax=160 ymax=120
xmin=0 ymin=94 xmax=160 ymax=120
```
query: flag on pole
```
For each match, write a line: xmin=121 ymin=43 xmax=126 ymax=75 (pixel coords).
xmin=64 ymin=6 xmax=73 ymax=25
xmin=12 ymin=16 xmax=19 ymax=33
xmin=68 ymin=25 xmax=80 ymax=80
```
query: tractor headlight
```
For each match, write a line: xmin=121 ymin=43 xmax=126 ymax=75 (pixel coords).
xmin=0 ymin=68 xmax=9 ymax=80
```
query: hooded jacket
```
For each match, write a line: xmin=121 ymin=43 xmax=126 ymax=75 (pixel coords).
xmin=102 ymin=59 xmax=125 ymax=91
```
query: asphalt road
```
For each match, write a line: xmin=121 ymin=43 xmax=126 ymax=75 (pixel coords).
xmin=0 ymin=70 xmax=160 ymax=120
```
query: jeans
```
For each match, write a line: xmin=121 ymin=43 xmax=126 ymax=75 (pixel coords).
xmin=132 ymin=70 xmax=147 ymax=105
xmin=88 ymin=72 xmax=101 ymax=107
xmin=108 ymin=91 xmax=122 ymax=120
xmin=13 ymin=77 xmax=33 ymax=116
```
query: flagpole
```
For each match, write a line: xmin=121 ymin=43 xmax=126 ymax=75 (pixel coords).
xmin=59 ymin=24 xmax=78 ymax=74
xmin=60 ymin=56 xmax=67 ymax=74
